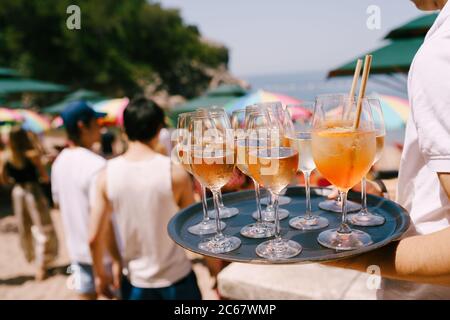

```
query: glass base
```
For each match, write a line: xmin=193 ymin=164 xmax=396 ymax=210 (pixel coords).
xmin=256 ymin=238 xmax=302 ymax=260
xmin=317 ymin=228 xmax=373 ymax=251
xmin=289 ymin=215 xmax=329 ymax=231
xmin=240 ymin=222 xmax=275 ymax=239
xmin=318 ymin=199 xmax=361 ymax=213
xmin=252 ymin=208 xmax=289 ymax=222
xmin=198 ymin=235 xmax=241 ymax=253
xmin=208 ymin=206 xmax=239 ymax=219
xmin=260 ymin=195 xmax=291 ymax=206
xmin=347 ymin=211 xmax=385 ymax=226
xmin=188 ymin=219 xmax=226 ymax=235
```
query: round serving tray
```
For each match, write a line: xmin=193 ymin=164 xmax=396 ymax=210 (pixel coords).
xmin=168 ymin=186 xmax=410 ymax=264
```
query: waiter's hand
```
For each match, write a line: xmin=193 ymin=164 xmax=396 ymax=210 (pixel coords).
xmin=327 ymin=179 xmax=384 ymax=199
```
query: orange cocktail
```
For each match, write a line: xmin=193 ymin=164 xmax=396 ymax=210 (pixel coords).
xmin=312 ymin=127 xmax=376 ymax=191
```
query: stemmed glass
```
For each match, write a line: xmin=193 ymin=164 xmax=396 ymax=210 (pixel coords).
xmin=176 ymin=112 xmax=226 ymax=235
xmin=315 ymin=94 xmax=362 ymax=213
xmin=348 ymin=98 xmax=386 ymax=226
xmin=252 ymin=102 xmax=290 ymax=222
xmin=189 ymin=112 xmax=241 ymax=253
xmin=247 ymin=111 xmax=302 ymax=259
xmin=285 ymin=102 xmax=329 ymax=230
xmin=231 ymin=109 xmax=275 ymax=238
xmin=312 ymin=97 xmax=376 ymax=250
xmin=261 ymin=101 xmax=292 ymax=203
xmin=200 ymin=107 xmax=240 ymax=219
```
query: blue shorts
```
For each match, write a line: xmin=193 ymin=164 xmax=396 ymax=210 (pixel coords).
xmin=69 ymin=263 xmax=95 ymax=295
xmin=121 ymin=271 xmax=202 ymax=300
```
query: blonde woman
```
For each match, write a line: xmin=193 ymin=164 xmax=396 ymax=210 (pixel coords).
xmin=1 ymin=126 xmax=57 ymax=280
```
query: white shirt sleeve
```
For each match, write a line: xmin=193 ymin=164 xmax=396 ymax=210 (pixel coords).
xmin=409 ymin=29 xmax=450 ymax=173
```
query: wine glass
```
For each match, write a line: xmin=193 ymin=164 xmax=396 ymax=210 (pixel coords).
xmin=284 ymin=102 xmax=329 ymax=230
xmin=260 ymin=101 xmax=292 ymax=203
xmin=199 ymin=107 xmax=240 ymax=219
xmin=252 ymin=102 xmax=290 ymax=222
xmin=347 ymin=98 xmax=386 ymax=226
xmin=315 ymin=94 xmax=362 ymax=213
xmin=232 ymin=109 xmax=275 ymax=238
xmin=176 ymin=112 xmax=226 ymax=235
xmin=312 ymin=97 xmax=376 ymax=250
xmin=189 ymin=112 xmax=241 ymax=253
xmin=247 ymin=111 xmax=302 ymax=259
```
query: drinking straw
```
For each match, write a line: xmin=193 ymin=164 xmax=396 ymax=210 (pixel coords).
xmin=353 ymin=55 xmax=372 ymax=130
xmin=349 ymin=59 xmax=363 ymax=102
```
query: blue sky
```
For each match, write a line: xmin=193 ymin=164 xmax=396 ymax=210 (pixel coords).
xmin=158 ymin=0 xmax=424 ymax=76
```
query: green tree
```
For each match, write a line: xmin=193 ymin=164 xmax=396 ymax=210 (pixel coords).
xmin=0 ymin=0 xmax=228 ymax=98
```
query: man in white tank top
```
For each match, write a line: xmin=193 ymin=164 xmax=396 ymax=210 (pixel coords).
xmin=89 ymin=97 xmax=201 ymax=300
xmin=325 ymin=0 xmax=450 ymax=298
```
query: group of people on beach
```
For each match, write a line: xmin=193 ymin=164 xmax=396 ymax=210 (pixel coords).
xmin=1 ymin=98 xmax=203 ymax=300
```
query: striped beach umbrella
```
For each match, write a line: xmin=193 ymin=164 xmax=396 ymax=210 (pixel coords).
xmin=51 ymin=116 xmax=64 ymax=129
xmin=17 ymin=109 xmax=51 ymax=133
xmin=224 ymin=90 xmax=304 ymax=114
xmin=0 ymin=107 xmax=22 ymax=123
xmin=320 ymin=94 xmax=409 ymax=131
xmin=93 ymin=97 xmax=129 ymax=126
xmin=369 ymin=93 xmax=409 ymax=131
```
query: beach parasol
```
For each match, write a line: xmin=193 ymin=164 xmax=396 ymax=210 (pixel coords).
xmin=43 ymin=89 xmax=106 ymax=115
xmin=17 ymin=109 xmax=51 ymax=133
xmin=288 ymin=105 xmax=313 ymax=120
xmin=51 ymin=116 xmax=64 ymax=129
xmin=0 ymin=107 xmax=22 ymax=123
xmin=369 ymin=93 xmax=409 ymax=130
xmin=224 ymin=90 xmax=304 ymax=113
xmin=0 ymin=78 xmax=68 ymax=95
xmin=92 ymin=97 xmax=129 ymax=126
xmin=169 ymin=84 xmax=248 ymax=124
xmin=319 ymin=94 xmax=409 ymax=131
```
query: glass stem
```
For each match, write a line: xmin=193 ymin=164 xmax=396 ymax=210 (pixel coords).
xmin=218 ymin=190 xmax=225 ymax=210
xmin=253 ymin=178 xmax=263 ymax=223
xmin=212 ymin=190 xmax=224 ymax=239
xmin=337 ymin=191 xmax=351 ymax=234
xmin=266 ymin=191 xmax=274 ymax=213
xmin=304 ymin=171 xmax=312 ymax=219
xmin=200 ymin=184 xmax=210 ymax=223
xmin=271 ymin=192 xmax=281 ymax=241
xmin=360 ymin=177 xmax=368 ymax=216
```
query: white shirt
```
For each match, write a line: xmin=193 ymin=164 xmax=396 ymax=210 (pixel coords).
xmin=51 ymin=147 xmax=106 ymax=264
xmin=378 ymin=5 xmax=450 ymax=299
xmin=105 ymin=154 xmax=192 ymax=288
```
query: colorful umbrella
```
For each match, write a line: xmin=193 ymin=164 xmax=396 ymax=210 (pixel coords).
xmin=17 ymin=109 xmax=51 ymax=133
xmin=318 ymin=94 xmax=409 ymax=131
xmin=93 ymin=97 xmax=129 ymax=126
xmin=369 ymin=93 xmax=409 ymax=130
xmin=51 ymin=116 xmax=64 ymax=129
xmin=224 ymin=90 xmax=303 ymax=113
xmin=0 ymin=107 xmax=22 ymax=123
xmin=288 ymin=105 xmax=313 ymax=120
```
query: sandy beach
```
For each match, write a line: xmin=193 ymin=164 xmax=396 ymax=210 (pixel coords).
xmin=0 ymin=210 xmax=218 ymax=300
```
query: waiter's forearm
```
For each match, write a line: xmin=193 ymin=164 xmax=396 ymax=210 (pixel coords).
xmin=395 ymin=228 xmax=450 ymax=278
xmin=325 ymin=228 xmax=450 ymax=286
